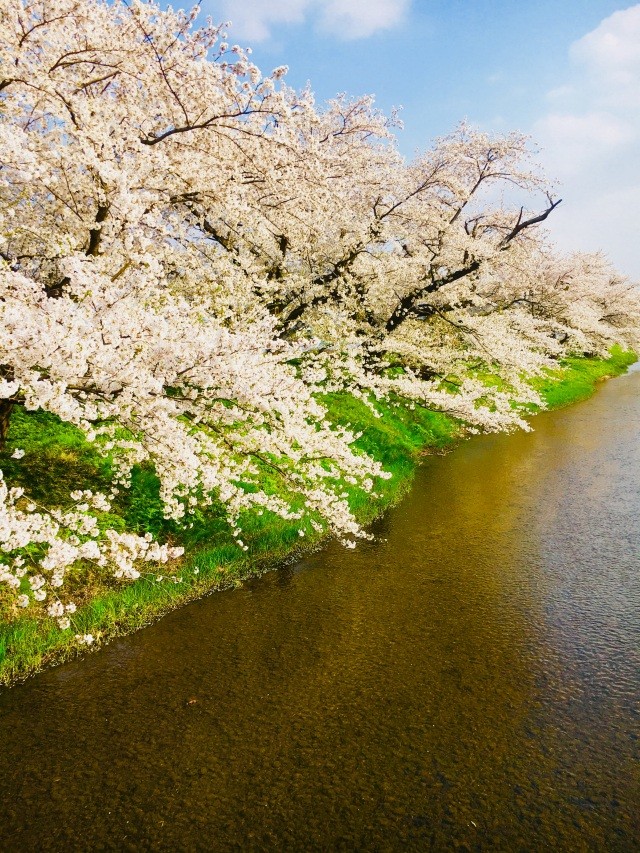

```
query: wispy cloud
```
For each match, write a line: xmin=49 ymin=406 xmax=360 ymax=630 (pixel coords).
xmin=533 ymin=5 xmax=640 ymax=278
xmin=317 ymin=0 xmax=410 ymax=39
xmin=571 ymin=5 xmax=640 ymax=97
xmin=211 ymin=0 xmax=410 ymax=42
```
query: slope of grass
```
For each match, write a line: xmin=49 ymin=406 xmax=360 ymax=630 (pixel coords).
xmin=0 ymin=348 xmax=635 ymax=686
xmin=527 ymin=345 xmax=636 ymax=409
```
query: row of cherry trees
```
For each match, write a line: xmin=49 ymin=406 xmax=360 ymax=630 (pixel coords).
xmin=1 ymin=0 xmax=639 ymax=624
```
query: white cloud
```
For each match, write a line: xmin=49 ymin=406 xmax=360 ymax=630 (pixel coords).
xmin=545 ymin=84 xmax=574 ymax=101
xmin=571 ymin=5 xmax=640 ymax=88
xmin=318 ymin=0 xmax=410 ymax=39
xmin=535 ymin=111 xmax=635 ymax=175
xmin=213 ymin=0 xmax=310 ymax=43
xmin=534 ymin=5 xmax=640 ymax=279
xmin=213 ymin=0 xmax=409 ymax=42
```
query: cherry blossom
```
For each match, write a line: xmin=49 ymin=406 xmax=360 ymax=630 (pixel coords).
xmin=0 ymin=0 xmax=638 ymax=619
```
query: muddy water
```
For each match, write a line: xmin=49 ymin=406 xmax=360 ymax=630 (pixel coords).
xmin=1 ymin=367 xmax=639 ymax=852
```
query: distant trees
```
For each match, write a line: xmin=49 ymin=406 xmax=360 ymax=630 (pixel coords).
xmin=1 ymin=0 xmax=639 ymax=617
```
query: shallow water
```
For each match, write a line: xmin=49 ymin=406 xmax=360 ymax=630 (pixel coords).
xmin=1 ymin=367 xmax=639 ymax=851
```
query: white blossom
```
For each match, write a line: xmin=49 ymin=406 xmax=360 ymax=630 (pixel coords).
xmin=47 ymin=601 xmax=64 ymax=618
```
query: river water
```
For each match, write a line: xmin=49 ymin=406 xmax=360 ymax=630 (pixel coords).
xmin=1 ymin=367 xmax=639 ymax=851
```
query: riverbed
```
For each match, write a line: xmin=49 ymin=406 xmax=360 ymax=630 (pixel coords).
xmin=1 ymin=365 xmax=638 ymax=851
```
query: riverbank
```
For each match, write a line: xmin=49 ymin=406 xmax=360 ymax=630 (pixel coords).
xmin=0 ymin=347 xmax=635 ymax=686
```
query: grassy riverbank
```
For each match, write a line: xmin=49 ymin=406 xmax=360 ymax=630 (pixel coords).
xmin=0 ymin=347 xmax=635 ymax=686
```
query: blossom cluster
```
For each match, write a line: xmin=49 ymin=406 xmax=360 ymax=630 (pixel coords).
xmin=0 ymin=474 xmax=183 ymax=623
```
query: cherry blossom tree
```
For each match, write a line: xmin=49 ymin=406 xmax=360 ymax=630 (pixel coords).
xmin=0 ymin=0 xmax=638 ymax=621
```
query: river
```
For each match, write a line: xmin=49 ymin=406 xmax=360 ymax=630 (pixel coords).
xmin=0 ymin=366 xmax=638 ymax=851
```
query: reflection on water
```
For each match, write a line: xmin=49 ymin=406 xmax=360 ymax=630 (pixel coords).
xmin=1 ymin=368 xmax=639 ymax=851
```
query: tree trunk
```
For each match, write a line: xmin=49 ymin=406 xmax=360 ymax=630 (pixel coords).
xmin=0 ymin=400 xmax=14 ymax=450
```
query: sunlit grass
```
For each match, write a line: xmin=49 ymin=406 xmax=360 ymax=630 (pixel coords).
xmin=527 ymin=344 xmax=636 ymax=410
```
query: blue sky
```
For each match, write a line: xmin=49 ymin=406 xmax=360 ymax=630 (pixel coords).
xmin=197 ymin=1 xmax=640 ymax=279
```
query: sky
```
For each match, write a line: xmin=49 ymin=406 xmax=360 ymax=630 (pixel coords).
xmin=197 ymin=0 xmax=640 ymax=280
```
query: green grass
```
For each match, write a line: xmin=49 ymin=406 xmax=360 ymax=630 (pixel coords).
xmin=0 ymin=348 xmax=635 ymax=686
xmin=527 ymin=344 xmax=636 ymax=410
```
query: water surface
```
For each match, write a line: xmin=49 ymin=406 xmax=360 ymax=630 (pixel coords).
xmin=1 ymin=367 xmax=639 ymax=851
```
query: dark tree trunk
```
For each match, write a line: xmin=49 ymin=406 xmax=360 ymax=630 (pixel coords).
xmin=0 ymin=400 xmax=14 ymax=450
